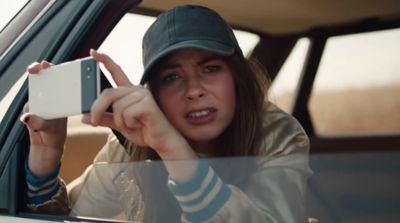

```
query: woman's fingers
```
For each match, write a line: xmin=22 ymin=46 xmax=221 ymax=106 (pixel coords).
xmin=20 ymin=113 xmax=44 ymax=131
xmin=82 ymin=113 xmax=142 ymax=131
xmin=112 ymin=89 xmax=147 ymax=129
xmin=20 ymin=113 xmax=66 ymax=132
xmin=27 ymin=60 xmax=54 ymax=74
xmin=82 ymin=113 xmax=116 ymax=129
xmin=90 ymin=49 xmax=132 ymax=87
xmin=27 ymin=62 xmax=41 ymax=73
xmin=41 ymin=60 xmax=53 ymax=69
xmin=90 ymin=87 xmax=137 ymax=125
xmin=85 ymin=87 xmax=148 ymax=130
xmin=120 ymin=102 xmax=146 ymax=129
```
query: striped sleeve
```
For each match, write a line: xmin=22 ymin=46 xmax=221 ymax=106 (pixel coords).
xmin=167 ymin=160 xmax=232 ymax=222
xmin=25 ymin=159 xmax=61 ymax=205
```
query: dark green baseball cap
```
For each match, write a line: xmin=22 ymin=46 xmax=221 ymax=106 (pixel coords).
xmin=140 ymin=5 xmax=243 ymax=84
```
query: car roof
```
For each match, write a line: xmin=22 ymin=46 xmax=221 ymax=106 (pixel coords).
xmin=136 ymin=0 xmax=400 ymax=35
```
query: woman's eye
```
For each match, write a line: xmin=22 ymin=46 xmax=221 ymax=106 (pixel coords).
xmin=204 ymin=65 xmax=221 ymax=73
xmin=162 ymin=74 xmax=180 ymax=83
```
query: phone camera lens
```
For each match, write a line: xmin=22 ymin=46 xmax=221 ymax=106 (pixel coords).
xmin=87 ymin=66 xmax=92 ymax=72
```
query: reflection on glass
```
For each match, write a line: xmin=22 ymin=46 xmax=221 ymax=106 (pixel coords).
xmin=65 ymin=151 xmax=400 ymax=223
xmin=307 ymin=152 xmax=400 ymax=223
xmin=70 ymin=156 xmax=311 ymax=222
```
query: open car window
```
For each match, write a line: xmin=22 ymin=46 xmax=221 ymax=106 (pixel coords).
xmin=98 ymin=13 xmax=260 ymax=86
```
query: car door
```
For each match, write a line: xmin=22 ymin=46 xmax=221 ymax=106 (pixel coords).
xmin=0 ymin=0 xmax=139 ymax=221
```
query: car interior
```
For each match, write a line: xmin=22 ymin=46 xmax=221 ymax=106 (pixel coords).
xmin=0 ymin=0 xmax=400 ymax=222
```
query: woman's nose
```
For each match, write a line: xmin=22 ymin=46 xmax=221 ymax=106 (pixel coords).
xmin=185 ymin=76 xmax=205 ymax=101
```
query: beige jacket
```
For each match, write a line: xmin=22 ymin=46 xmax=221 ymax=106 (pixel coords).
xmin=27 ymin=102 xmax=312 ymax=222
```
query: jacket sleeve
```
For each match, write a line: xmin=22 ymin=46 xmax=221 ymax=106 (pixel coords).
xmin=25 ymin=151 xmax=71 ymax=215
xmin=26 ymin=177 xmax=70 ymax=215
xmin=26 ymin=134 xmax=136 ymax=218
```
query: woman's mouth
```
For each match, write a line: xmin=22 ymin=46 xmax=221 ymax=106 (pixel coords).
xmin=185 ymin=108 xmax=217 ymax=125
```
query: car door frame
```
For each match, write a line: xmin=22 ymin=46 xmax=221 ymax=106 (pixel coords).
xmin=0 ymin=0 xmax=140 ymax=221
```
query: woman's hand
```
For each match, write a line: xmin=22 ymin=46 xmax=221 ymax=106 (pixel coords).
xmin=83 ymin=50 xmax=187 ymax=156
xmin=86 ymin=50 xmax=198 ymax=181
xmin=21 ymin=61 xmax=67 ymax=177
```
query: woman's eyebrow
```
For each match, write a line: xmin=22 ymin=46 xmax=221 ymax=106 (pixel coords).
xmin=197 ymin=56 xmax=221 ymax=66
xmin=160 ymin=63 xmax=180 ymax=70
xmin=160 ymin=55 xmax=221 ymax=70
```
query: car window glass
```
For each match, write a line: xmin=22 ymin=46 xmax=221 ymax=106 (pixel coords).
xmin=269 ymin=38 xmax=310 ymax=112
xmin=309 ymin=28 xmax=400 ymax=134
xmin=0 ymin=0 xmax=28 ymax=32
xmin=98 ymin=13 xmax=259 ymax=86
xmin=0 ymin=73 xmax=26 ymax=124
xmin=62 ymin=114 xmax=111 ymax=184
xmin=68 ymin=156 xmax=309 ymax=222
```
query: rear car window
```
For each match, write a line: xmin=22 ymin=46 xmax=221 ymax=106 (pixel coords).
xmin=309 ymin=28 xmax=400 ymax=135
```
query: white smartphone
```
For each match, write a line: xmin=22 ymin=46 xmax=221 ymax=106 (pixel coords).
xmin=29 ymin=57 xmax=100 ymax=120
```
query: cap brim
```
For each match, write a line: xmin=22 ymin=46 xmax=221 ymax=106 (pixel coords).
xmin=140 ymin=40 xmax=235 ymax=84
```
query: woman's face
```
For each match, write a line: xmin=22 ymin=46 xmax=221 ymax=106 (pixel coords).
xmin=155 ymin=48 xmax=236 ymax=152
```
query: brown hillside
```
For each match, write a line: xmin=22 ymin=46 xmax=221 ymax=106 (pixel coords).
xmin=270 ymin=84 xmax=400 ymax=134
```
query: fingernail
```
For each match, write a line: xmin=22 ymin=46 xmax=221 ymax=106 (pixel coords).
xmin=20 ymin=115 xmax=29 ymax=124
xmin=27 ymin=62 xmax=39 ymax=70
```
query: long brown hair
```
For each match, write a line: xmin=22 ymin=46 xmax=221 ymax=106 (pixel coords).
xmin=217 ymin=54 xmax=270 ymax=157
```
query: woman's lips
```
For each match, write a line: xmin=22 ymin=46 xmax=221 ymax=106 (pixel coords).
xmin=185 ymin=108 xmax=217 ymax=125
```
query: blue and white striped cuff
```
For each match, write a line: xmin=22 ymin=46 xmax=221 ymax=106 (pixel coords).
xmin=168 ymin=160 xmax=232 ymax=222
xmin=25 ymin=160 xmax=61 ymax=205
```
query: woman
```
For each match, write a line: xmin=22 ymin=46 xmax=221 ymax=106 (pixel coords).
xmin=21 ymin=5 xmax=312 ymax=222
